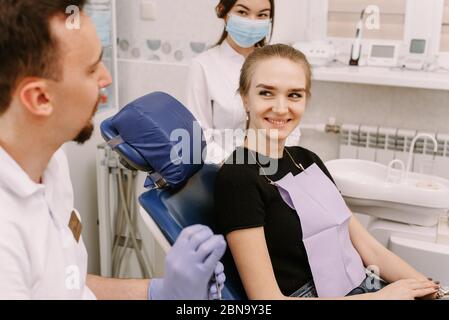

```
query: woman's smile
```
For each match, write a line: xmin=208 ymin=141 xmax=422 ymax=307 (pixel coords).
xmin=264 ymin=117 xmax=292 ymax=128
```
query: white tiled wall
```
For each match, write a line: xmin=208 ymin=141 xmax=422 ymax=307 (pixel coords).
xmin=116 ymin=0 xmax=222 ymax=63
xmin=118 ymin=61 xmax=189 ymax=105
xmin=328 ymin=0 xmax=407 ymax=40
xmin=443 ymin=0 xmax=449 ymax=51
xmin=115 ymin=0 xmax=222 ymax=107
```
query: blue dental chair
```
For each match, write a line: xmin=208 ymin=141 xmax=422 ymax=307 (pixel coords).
xmin=100 ymin=92 xmax=246 ymax=300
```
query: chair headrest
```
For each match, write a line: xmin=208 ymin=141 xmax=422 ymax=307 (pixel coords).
xmin=101 ymin=92 xmax=206 ymax=190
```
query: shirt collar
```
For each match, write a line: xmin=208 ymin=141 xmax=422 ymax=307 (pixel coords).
xmin=0 ymin=146 xmax=44 ymax=198
xmin=219 ymin=40 xmax=246 ymax=64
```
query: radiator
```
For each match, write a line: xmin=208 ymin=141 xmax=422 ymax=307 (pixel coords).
xmin=339 ymin=125 xmax=449 ymax=180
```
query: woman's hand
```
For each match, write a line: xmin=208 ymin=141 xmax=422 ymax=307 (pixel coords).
xmin=419 ymin=279 xmax=440 ymax=300
xmin=373 ymin=279 xmax=439 ymax=300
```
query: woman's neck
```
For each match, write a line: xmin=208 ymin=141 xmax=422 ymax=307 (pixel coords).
xmin=244 ymin=131 xmax=286 ymax=159
xmin=225 ymin=37 xmax=255 ymax=58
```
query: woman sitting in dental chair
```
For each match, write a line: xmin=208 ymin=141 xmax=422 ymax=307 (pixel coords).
xmin=214 ymin=44 xmax=440 ymax=300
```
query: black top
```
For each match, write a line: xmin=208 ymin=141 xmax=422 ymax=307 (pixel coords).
xmin=214 ymin=146 xmax=336 ymax=296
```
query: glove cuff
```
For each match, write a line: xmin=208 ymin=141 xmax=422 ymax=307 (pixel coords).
xmin=147 ymin=278 xmax=164 ymax=300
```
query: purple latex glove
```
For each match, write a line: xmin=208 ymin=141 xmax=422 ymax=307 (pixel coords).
xmin=148 ymin=225 xmax=227 ymax=300
xmin=209 ymin=261 xmax=226 ymax=300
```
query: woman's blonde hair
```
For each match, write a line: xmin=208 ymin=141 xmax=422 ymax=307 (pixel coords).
xmin=238 ymin=44 xmax=312 ymax=99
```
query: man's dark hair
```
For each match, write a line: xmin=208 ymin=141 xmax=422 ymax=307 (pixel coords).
xmin=0 ymin=0 xmax=87 ymax=114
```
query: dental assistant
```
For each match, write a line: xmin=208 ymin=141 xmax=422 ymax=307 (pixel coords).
xmin=186 ymin=0 xmax=300 ymax=164
xmin=214 ymin=44 xmax=440 ymax=300
xmin=0 ymin=0 xmax=226 ymax=300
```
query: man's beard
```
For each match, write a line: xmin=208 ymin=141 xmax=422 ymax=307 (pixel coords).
xmin=73 ymin=96 xmax=101 ymax=144
xmin=74 ymin=122 xmax=95 ymax=144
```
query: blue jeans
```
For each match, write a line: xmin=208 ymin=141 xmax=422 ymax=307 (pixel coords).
xmin=290 ymin=280 xmax=318 ymax=298
xmin=290 ymin=274 xmax=387 ymax=298
xmin=346 ymin=274 xmax=388 ymax=296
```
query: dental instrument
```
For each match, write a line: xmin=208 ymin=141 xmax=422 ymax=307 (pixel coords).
xmin=214 ymin=273 xmax=222 ymax=300
xmin=349 ymin=9 xmax=365 ymax=66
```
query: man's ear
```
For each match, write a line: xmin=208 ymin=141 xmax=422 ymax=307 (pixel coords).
xmin=18 ymin=79 xmax=54 ymax=117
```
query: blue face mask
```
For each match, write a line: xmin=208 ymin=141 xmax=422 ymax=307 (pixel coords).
xmin=226 ymin=14 xmax=271 ymax=48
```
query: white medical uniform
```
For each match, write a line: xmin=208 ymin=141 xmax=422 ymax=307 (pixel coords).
xmin=186 ymin=40 xmax=301 ymax=164
xmin=0 ymin=147 xmax=96 ymax=300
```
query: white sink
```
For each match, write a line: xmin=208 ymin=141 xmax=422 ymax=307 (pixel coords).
xmin=326 ymin=159 xmax=449 ymax=227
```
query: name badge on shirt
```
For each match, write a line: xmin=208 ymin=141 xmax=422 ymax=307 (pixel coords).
xmin=68 ymin=210 xmax=83 ymax=243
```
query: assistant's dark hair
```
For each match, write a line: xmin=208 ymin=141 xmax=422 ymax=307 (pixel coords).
xmin=0 ymin=0 xmax=87 ymax=114
xmin=215 ymin=0 xmax=275 ymax=47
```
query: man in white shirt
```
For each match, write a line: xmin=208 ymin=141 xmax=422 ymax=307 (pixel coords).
xmin=0 ymin=0 xmax=226 ymax=300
